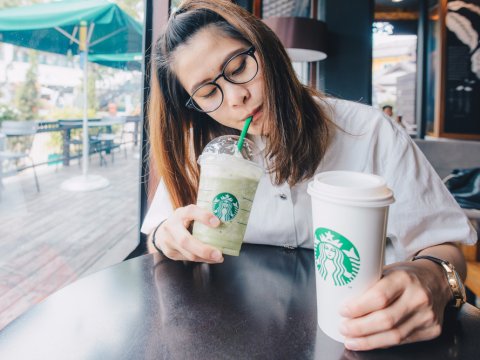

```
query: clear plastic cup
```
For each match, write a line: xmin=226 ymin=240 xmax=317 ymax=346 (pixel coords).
xmin=192 ymin=135 xmax=263 ymax=256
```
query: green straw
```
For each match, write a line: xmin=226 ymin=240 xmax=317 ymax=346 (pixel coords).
xmin=237 ymin=116 xmax=253 ymax=152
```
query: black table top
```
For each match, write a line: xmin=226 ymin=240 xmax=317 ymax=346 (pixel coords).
xmin=0 ymin=244 xmax=479 ymax=360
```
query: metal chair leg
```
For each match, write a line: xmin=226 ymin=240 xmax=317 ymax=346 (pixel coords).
xmin=101 ymin=153 xmax=107 ymax=166
xmin=28 ymin=156 xmax=40 ymax=192
xmin=98 ymin=147 xmax=107 ymax=167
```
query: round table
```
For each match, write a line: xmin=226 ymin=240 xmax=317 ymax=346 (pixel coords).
xmin=0 ymin=244 xmax=479 ymax=359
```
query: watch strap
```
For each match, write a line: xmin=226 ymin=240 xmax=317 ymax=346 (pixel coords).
xmin=411 ymin=255 xmax=465 ymax=308
xmin=411 ymin=255 xmax=451 ymax=267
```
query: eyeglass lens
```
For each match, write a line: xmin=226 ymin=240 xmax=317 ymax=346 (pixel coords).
xmin=190 ymin=51 xmax=257 ymax=113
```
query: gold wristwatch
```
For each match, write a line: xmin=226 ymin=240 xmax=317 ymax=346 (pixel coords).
xmin=412 ymin=255 xmax=466 ymax=308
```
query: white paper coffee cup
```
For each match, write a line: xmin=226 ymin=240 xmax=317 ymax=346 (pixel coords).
xmin=307 ymin=171 xmax=394 ymax=343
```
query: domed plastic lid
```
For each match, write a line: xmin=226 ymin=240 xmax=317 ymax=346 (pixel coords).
xmin=308 ymin=171 xmax=395 ymax=207
xmin=199 ymin=135 xmax=263 ymax=166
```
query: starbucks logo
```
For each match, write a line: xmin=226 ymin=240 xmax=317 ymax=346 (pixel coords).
xmin=212 ymin=192 xmax=239 ymax=222
xmin=314 ymin=228 xmax=360 ymax=287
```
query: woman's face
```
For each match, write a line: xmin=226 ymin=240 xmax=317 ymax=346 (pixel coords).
xmin=172 ymin=26 xmax=267 ymax=135
xmin=324 ymin=243 xmax=336 ymax=260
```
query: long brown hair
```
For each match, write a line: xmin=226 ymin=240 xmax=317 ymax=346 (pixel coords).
xmin=148 ymin=0 xmax=332 ymax=209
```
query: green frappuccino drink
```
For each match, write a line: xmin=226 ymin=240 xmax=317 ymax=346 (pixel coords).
xmin=192 ymin=135 xmax=263 ymax=256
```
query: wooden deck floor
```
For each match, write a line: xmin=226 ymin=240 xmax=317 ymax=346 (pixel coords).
xmin=0 ymin=149 xmax=142 ymax=330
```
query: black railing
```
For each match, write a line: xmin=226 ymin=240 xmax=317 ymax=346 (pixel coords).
xmin=1 ymin=117 xmax=142 ymax=170
xmin=35 ymin=117 xmax=141 ymax=166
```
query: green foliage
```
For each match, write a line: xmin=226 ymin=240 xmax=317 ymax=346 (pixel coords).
xmin=47 ymin=107 xmax=97 ymax=120
xmin=45 ymin=107 xmax=98 ymax=151
xmin=114 ymin=0 xmax=144 ymax=21
xmin=47 ymin=131 xmax=63 ymax=152
xmin=16 ymin=50 xmax=39 ymax=120
xmin=0 ymin=104 xmax=20 ymax=123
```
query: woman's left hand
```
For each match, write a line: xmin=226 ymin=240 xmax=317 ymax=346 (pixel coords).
xmin=339 ymin=260 xmax=452 ymax=351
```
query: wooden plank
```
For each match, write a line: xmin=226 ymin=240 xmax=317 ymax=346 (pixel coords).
xmin=0 ymin=148 xmax=141 ymax=330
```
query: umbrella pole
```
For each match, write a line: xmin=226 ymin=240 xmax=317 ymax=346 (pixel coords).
xmin=82 ymin=46 xmax=89 ymax=178
xmin=60 ymin=21 xmax=109 ymax=192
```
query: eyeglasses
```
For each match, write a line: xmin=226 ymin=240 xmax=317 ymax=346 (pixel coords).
xmin=185 ymin=46 xmax=258 ymax=113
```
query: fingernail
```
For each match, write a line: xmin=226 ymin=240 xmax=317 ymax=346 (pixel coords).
xmin=345 ymin=339 xmax=359 ymax=350
xmin=209 ymin=217 xmax=220 ymax=226
xmin=211 ymin=250 xmax=222 ymax=261
xmin=339 ymin=323 xmax=348 ymax=335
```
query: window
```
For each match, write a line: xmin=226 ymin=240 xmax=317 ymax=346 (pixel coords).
xmin=372 ymin=26 xmax=417 ymax=132
xmin=0 ymin=0 xmax=144 ymax=330
xmin=372 ymin=0 xmax=420 ymax=136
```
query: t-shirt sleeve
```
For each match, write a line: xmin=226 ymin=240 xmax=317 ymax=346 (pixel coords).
xmin=140 ymin=179 xmax=174 ymax=235
xmin=378 ymin=120 xmax=477 ymax=261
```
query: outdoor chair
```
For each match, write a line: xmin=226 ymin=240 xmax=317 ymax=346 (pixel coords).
xmin=0 ymin=120 xmax=40 ymax=192
xmin=90 ymin=116 xmax=128 ymax=164
xmin=123 ymin=115 xmax=141 ymax=147
xmin=58 ymin=120 xmax=107 ymax=167
xmin=122 ymin=115 xmax=142 ymax=160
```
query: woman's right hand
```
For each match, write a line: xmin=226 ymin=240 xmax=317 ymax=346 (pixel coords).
xmin=150 ymin=204 xmax=224 ymax=263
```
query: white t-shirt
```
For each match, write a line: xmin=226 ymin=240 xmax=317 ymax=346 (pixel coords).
xmin=141 ymin=99 xmax=477 ymax=263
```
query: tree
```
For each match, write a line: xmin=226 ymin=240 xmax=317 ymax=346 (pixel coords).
xmin=16 ymin=50 xmax=39 ymax=120
xmin=113 ymin=0 xmax=144 ymax=21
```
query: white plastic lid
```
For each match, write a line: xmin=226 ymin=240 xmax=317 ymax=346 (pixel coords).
xmin=307 ymin=171 xmax=395 ymax=207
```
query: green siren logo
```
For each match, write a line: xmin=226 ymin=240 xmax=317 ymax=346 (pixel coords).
xmin=212 ymin=192 xmax=239 ymax=222
xmin=314 ymin=228 xmax=360 ymax=287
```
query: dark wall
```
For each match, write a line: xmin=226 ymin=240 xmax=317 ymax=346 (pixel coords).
xmin=234 ymin=0 xmax=253 ymax=13
xmin=323 ymin=0 xmax=374 ymax=104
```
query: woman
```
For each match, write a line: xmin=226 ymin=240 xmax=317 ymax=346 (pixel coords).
xmin=142 ymin=0 xmax=476 ymax=351
xmin=316 ymin=230 xmax=359 ymax=287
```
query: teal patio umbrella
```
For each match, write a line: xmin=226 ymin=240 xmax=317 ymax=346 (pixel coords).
xmin=0 ymin=0 xmax=143 ymax=191
xmin=88 ymin=52 xmax=142 ymax=71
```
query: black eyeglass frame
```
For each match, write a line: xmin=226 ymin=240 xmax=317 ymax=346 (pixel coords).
xmin=185 ymin=46 xmax=258 ymax=113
